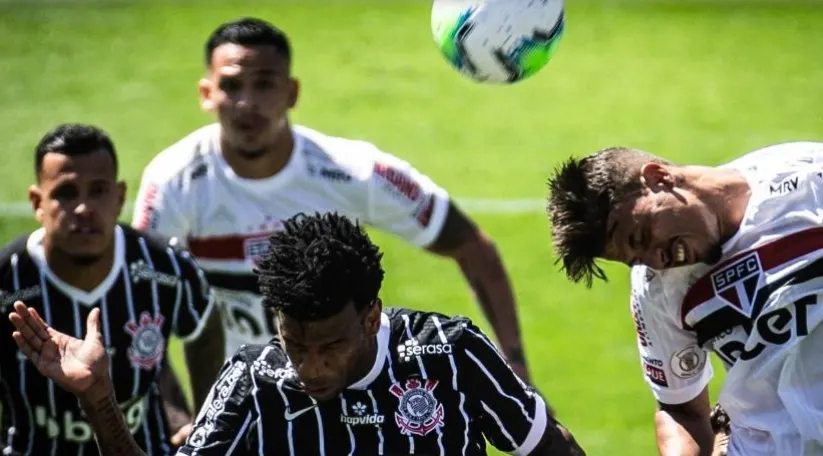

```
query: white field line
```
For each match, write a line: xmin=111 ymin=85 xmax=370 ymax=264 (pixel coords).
xmin=0 ymin=198 xmax=546 ymax=218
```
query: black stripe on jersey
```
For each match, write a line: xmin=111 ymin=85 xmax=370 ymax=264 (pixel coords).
xmin=693 ymin=255 xmax=823 ymax=346
xmin=178 ymin=309 xmax=543 ymax=456
xmin=0 ymin=226 xmax=214 ymax=456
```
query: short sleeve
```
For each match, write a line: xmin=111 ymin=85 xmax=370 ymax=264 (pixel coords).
xmin=132 ymin=165 xmax=190 ymax=245
xmin=178 ymin=356 xmax=255 ymax=455
xmin=631 ymin=266 xmax=713 ymax=405
xmin=364 ymin=148 xmax=450 ymax=248
xmin=456 ymin=321 xmax=548 ymax=455
xmin=172 ymin=248 xmax=216 ymax=343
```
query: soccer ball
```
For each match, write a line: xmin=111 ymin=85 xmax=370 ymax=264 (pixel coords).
xmin=431 ymin=0 xmax=565 ymax=84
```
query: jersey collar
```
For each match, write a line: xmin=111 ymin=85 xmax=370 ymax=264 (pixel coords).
xmin=347 ymin=312 xmax=390 ymax=390
xmin=27 ymin=225 xmax=126 ymax=306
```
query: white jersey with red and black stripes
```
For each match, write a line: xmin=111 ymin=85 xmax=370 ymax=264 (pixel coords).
xmin=630 ymin=142 xmax=823 ymax=453
xmin=131 ymin=123 xmax=450 ymax=357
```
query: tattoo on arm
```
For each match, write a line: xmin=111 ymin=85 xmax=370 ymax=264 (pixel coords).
xmin=185 ymin=308 xmax=226 ymax=410
xmin=80 ymin=390 xmax=147 ymax=456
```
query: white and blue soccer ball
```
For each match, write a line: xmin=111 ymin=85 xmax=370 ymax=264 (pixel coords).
xmin=431 ymin=0 xmax=565 ymax=84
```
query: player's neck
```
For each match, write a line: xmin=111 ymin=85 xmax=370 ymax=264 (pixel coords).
xmin=688 ymin=166 xmax=752 ymax=242
xmin=44 ymin=242 xmax=116 ymax=292
xmin=348 ymin=336 xmax=379 ymax=387
xmin=220 ymin=126 xmax=295 ymax=180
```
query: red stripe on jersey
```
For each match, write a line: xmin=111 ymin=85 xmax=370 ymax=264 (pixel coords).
xmin=187 ymin=232 xmax=273 ymax=261
xmin=680 ymin=227 xmax=823 ymax=326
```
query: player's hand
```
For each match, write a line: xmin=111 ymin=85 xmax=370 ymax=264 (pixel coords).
xmin=170 ymin=422 xmax=193 ymax=447
xmin=710 ymin=403 xmax=731 ymax=456
xmin=8 ymin=301 xmax=110 ymax=399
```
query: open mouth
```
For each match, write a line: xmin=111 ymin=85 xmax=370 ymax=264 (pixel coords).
xmin=665 ymin=238 xmax=687 ymax=268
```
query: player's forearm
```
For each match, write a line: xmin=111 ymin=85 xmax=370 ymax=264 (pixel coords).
xmin=184 ymin=309 xmax=226 ymax=408
xmin=456 ymin=239 xmax=525 ymax=367
xmin=655 ymin=409 xmax=714 ymax=456
xmin=78 ymin=380 xmax=147 ymax=456
xmin=157 ymin=362 xmax=193 ymax=431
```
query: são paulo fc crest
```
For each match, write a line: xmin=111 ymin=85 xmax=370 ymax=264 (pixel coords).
xmin=710 ymin=251 xmax=763 ymax=318
xmin=124 ymin=312 xmax=165 ymax=370
xmin=389 ymin=379 xmax=444 ymax=436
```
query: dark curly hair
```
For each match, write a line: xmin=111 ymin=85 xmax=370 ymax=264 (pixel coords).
xmin=256 ymin=212 xmax=385 ymax=321
xmin=546 ymin=147 xmax=672 ymax=287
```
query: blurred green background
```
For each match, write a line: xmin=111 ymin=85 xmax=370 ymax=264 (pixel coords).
xmin=2 ymin=0 xmax=823 ymax=453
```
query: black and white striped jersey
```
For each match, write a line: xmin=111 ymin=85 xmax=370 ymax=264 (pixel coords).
xmin=0 ymin=224 xmax=215 ymax=456
xmin=178 ymin=307 xmax=549 ymax=456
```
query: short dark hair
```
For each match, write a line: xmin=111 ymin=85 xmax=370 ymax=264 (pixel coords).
xmin=257 ymin=212 xmax=385 ymax=321
xmin=204 ymin=17 xmax=291 ymax=66
xmin=546 ymin=147 xmax=672 ymax=287
xmin=35 ymin=123 xmax=118 ymax=179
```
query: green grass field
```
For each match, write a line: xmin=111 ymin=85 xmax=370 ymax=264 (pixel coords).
xmin=2 ymin=0 xmax=823 ymax=453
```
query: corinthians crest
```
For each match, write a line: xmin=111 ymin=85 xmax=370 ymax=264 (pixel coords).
xmin=389 ymin=378 xmax=444 ymax=436
xmin=124 ymin=312 xmax=166 ymax=370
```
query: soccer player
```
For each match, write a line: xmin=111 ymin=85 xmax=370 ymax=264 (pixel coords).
xmin=131 ymin=17 xmax=533 ymax=387
xmin=9 ymin=212 xmax=586 ymax=456
xmin=0 ymin=124 xmax=225 ymax=455
xmin=546 ymin=141 xmax=823 ymax=455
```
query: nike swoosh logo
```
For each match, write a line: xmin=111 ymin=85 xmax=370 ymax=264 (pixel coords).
xmin=284 ymin=405 xmax=318 ymax=421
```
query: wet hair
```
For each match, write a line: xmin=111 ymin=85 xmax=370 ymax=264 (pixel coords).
xmin=546 ymin=147 xmax=672 ymax=287
xmin=205 ymin=17 xmax=291 ymax=66
xmin=34 ymin=123 xmax=117 ymax=180
xmin=256 ymin=212 xmax=385 ymax=321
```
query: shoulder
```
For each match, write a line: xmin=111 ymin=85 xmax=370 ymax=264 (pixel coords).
xmin=293 ymin=125 xmax=381 ymax=183
xmin=140 ymin=123 xmax=219 ymax=187
xmin=120 ymin=224 xmax=204 ymax=278
xmin=0 ymin=233 xmax=32 ymax=271
xmin=386 ymin=307 xmax=489 ymax=355
xmin=0 ymin=233 xmax=37 ymax=308
xmin=294 ymin=125 xmax=433 ymax=187
xmin=630 ymin=264 xmax=702 ymax=305
xmin=725 ymin=141 xmax=823 ymax=172
xmin=232 ymin=341 xmax=296 ymax=385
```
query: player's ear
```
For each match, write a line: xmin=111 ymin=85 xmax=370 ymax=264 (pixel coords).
xmin=199 ymin=78 xmax=216 ymax=112
xmin=640 ymin=163 xmax=674 ymax=192
xmin=287 ymin=77 xmax=299 ymax=109
xmin=116 ymin=181 xmax=127 ymax=216
xmin=28 ymin=184 xmax=44 ymax=223
xmin=364 ymin=298 xmax=382 ymax=337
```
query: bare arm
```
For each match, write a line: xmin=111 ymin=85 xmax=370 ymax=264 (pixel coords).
xmin=8 ymin=303 xmax=147 ymax=456
xmin=426 ymin=202 xmax=530 ymax=382
xmin=78 ymin=380 xmax=148 ymax=456
xmin=157 ymin=360 xmax=192 ymax=433
xmin=655 ymin=387 xmax=714 ymax=456
xmin=183 ymin=307 xmax=226 ymax=409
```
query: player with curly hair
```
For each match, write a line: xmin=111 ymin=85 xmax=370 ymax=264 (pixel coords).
xmin=9 ymin=212 xmax=585 ymax=456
